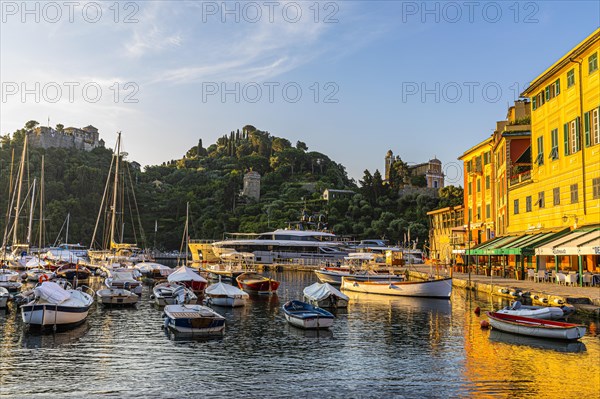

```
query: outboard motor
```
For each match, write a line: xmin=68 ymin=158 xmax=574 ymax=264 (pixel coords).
xmin=511 ymin=301 xmax=522 ymax=310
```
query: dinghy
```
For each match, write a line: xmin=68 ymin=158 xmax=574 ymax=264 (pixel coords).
xmin=163 ymin=304 xmax=225 ymax=334
xmin=341 ymin=276 xmax=452 ymax=298
xmin=486 ymin=311 xmax=586 ymax=341
xmin=497 ymin=301 xmax=571 ymax=320
xmin=236 ymin=272 xmax=279 ymax=294
xmin=303 ymin=282 xmax=349 ymax=308
xmin=96 ymin=288 xmax=139 ymax=306
xmin=282 ymin=300 xmax=335 ymax=329
xmin=205 ymin=281 xmax=249 ymax=307
xmin=152 ymin=282 xmax=197 ymax=306
xmin=0 ymin=287 xmax=9 ymax=308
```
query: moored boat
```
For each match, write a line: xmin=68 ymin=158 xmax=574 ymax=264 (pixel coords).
xmin=21 ymin=281 xmax=94 ymax=328
xmin=167 ymin=266 xmax=208 ymax=297
xmin=486 ymin=311 xmax=586 ymax=341
xmin=96 ymin=288 xmax=139 ymax=306
xmin=303 ymin=282 xmax=349 ymax=308
xmin=163 ymin=304 xmax=225 ymax=334
xmin=152 ymin=282 xmax=197 ymax=306
xmin=314 ymin=267 xmax=403 ymax=285
xmin=497 ymin=301 xmax=572 ymax=320
xmin=341 ymin=276 xmax=452 ymax=299
xmin=236 ymin=272 xmax=280 ymax=295
xmin=282 ymin=300 xmax=335 ymax=329
xmin=105 ymin=271 xmax=143 ymax=295
xmin=0 ymin=287 xmax=9 ymax=308
xmin=55 ymin=263 xmax=92 ymax=281
xmin=205 ymin=281 xmax=249 ymax=307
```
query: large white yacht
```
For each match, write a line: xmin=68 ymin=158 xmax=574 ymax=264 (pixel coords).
xmin=207 ymin=229 xmax=349 ymax=264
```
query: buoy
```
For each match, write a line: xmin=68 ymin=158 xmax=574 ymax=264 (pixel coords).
xmin=474 ymin=307 xmax=481 ymax=315
xmin=480 ymin=320 xmax=490 ymax=329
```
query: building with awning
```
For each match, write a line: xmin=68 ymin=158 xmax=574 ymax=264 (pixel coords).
xmin=535 ymin=227 xmax=600 ymax=256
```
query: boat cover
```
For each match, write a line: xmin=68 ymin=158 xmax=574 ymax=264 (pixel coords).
xmin=26 ymin=257 xmax=48 ymax=268
xmin=303 ymin=282 xmax=349 ymax=302
xmin=134 ymin=262 xmax=171 ymax=272
xmin=34 ymin=281 xmax=70 ymax=304
xmin=206 ymin=282 xmax=249 ymax=297
xmin=168 ymin=266 xmax=207 ymax=283
xmin=110 ymin=271 xmax=137 ymax=283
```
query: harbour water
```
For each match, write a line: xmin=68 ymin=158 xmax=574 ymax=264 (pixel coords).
xmin=1 ymin=271 xmax=598 ymax=398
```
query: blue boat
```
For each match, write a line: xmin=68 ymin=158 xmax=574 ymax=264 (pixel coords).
xmin=163 ymin=304 xmax=225 ymax=335
xmin=282 ymin=300 xmax=335 ymax=329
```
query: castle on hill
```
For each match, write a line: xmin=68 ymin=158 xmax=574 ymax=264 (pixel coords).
xmin=27 ymin=125 xmax=104 ymax=151
xmin=384 ymin=150 xmax=445 ymax=189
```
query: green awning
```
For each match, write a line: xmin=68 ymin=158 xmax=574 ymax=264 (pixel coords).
xmin=466 ymin=230 xmax=569 ymax=256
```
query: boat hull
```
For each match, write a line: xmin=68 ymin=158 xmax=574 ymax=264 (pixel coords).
xmin=341 ymin=277 xmax=452 ymax=299
xmin=314 ymin=269 xmax=403 ymax=285
xmin=96 ymin=289 xmax=138 ymax=306
xmin=284 ymin=313 xmax=334 ymax=329
xmin=304 ymin=296 xmax=348 ymax=309
xmin=21 ymin=303 xmax=90 ymax=327
xmin=207 ymin=295 xmax=246 ymax=307
xmin=487 ymin=312 xmax=586 ymax=341
xmin=237 ymin=274 xmax=280 ymax=294
xmin=282 ymin=300 xmax=335 ymax=329
xmin=163 ymin=305 xmax=225 ymax=334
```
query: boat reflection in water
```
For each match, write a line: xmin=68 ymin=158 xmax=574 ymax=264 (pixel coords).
xmin=163 ymin=328 xmax=224 ymax=343
xmin=284 ymin=324 xmax=334 ymax=339
xmin=488 ymin=330 xmax=587 ymax=353
xmin=345 ymin=291 xmax=452 ymax=314
xmin=20 ymin=321 xmax=91 ymax=349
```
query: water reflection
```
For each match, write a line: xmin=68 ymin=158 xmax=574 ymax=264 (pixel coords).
xmin=489 ymin=330 xmax=587 ymax=353
xmin=0 ymin=271 xmax=598 ymax=398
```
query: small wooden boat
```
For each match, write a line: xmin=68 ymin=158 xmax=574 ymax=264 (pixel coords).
xmin=282 ymin=300 xmax=335 ymax=329
xmin=486 ymin=311 xmax=586 ymax=341
xmin=96 ymin=288 xmax=139 ymax=306
xmin=303 ymin=282 xmax=349 ymax=308
xmin=314 ymin=268 xmax=403 ymax=285
xmin=152 ymin=282 xmax=197 ymax=306
xmin=167 ymin=266 xmax=208 ymax=296
xmin=0 ymin=286 xmax=9 ymax=308
xmin=236 ymin=272 xmax=280 ymax=294
xmin=55 ymin=263 xmax=92 ymax=281
xmin=163 ymin=304 xmax=225 ymax=334
xmin=25 ymin=268 xmax=55 ymax=283
xmin=134 ymin=262 xmax=172 ymax=281
xmin=497 ymin=301 xmax=571 ymax=320
xmin=105 ymin=271 xmax=143 ymax=295
xmin=341 ymin=276 xmax=452 ymax=299
xmin=205 ymin=281 xmax=249 ymax=307
xmin=21 ymin=281 xmax=95 ymax=328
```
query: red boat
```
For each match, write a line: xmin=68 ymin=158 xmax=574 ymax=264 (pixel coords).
xmin=167 ymin=266 xmax=208 ymax=296
xmin=236 ymin=272 xmax=279 ymax=294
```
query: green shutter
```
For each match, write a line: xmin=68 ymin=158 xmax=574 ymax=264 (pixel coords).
xmin=584 ymin=111 xmax=590 ymax=147
xmin=555 ymin=79 xmax=560 ymax=95
xmin=532 ymin=97 xmax=537 ymax=110
xmin=575 ymin=117 xmax=581 ymax=152
xmin=563 ymin=123 xmax=569 ymax=155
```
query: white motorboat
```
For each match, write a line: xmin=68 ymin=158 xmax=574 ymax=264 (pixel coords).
xmin=96 ymin=288 xmax=139 ymax=306
xmin=282 ymin=300 xmax=335 ymax=329
xmin=487 ymin=311 xmax=586 ymax=341
xmin=25 ymin=268 xmax=55 ymax=283
xmin=303 ymin=282 xmax=349 ymax=308
xmin=497 ymin=301 xmax=570 ymax=320
xmin=205 ymin=281 xmax=249 ymax=307
xmin=0 ymin=269 xmax=23 ymax=292
xmin=341 ymin=276 xmax=452 ymax=299
xmin=0 ymin=287 xmax=9 ymax=308
xmin=105 ymin=271 xmax=143 ymax=295
xmin=152 ymin=282 xmax=197 ymax=306
xmin=21 ymin=281 xmax=95 ymax=328
xmin=163 ymin=304 xmax=225 ymax=334
xmin=133 ymin=262 xmax=172 ymax=280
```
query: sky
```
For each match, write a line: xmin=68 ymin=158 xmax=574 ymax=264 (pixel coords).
xmin=1 ymin=1 xmax=599 ymax=185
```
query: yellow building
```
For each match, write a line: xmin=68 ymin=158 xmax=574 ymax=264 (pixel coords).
xmin=427 ymin=206 xmax=464 ymax=264
xmin=511 ymin=28 xmax=600 ymax=234
xmin=459 ymin=137 xmax=495 ymax=247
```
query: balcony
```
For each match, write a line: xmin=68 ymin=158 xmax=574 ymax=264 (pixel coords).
xmin=509 ymin=170 xmax=531 ymax=186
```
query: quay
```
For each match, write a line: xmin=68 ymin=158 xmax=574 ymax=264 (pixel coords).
xmin=408 ymin=264 xmax=600 ymax=318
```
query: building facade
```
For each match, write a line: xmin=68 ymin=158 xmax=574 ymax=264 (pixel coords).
xmin=427 ymin=206 xmax=464 ymax=264
xmin=28 ymin=125 xmax=103 ymax=151
xmin=242 ymin=171 xmax=261 ymax=201
xmin=385 ymin=150 xmax=445 ymax=188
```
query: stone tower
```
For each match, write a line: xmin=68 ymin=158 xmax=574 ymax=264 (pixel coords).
xmin=242 ymin=171 xmax=261 ymax=201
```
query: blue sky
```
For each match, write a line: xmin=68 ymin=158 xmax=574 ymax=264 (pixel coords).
xmin=1 ymin=1 xmax=599 ymax=183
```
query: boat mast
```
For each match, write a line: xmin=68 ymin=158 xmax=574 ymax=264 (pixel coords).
xmin=12 ymin=136 xmax=28 ymax=246
xmin=27 ymin=178 xmax=36 ymax=246
xmin=109 ymin=132 xmax=121 ymax=248
xmin=65 ymin=212 xmax=70 ymax=245
xmin=1 ymin=149 xmax=15 ymax=258
xmin=38 ymin=156 xmax=45 ymax=250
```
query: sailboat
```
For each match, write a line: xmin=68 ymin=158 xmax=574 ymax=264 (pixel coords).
xmin=88 ymin=133 xmax=150 ymax=271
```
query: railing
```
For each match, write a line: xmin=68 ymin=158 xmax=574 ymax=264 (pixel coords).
xmin=509 ymin=170 xmax=531 ymax=186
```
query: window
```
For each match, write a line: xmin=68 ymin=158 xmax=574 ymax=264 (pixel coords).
xmin=593 ymin=178 xmax=600 ymax=199
xmin=476 ymin=179 xmax=481 ymax=193
xmin=570 ymin=184 xmax=579 ymax=204
xmin=466 ymin=160 xmax=472 ymax=173
xmin=567 ymin=69 xmax=575 ymax=87
xmin=513 ymin=199 xmax=519 ymax=215
xmin=526 ymin=196 xmax=532 ymax=212
xmin=550 ymin=128 xmax=559 ymax=160
xmin=564 ymin=118 xmax=580 ymax=155
xmin=585 ymin=108 xmax=600 ymax=146
xmin=485 ymin=175 xmax=490 ymax=190
xmin=532 ymin=96 xmax=537 ymax=110
xmin=468 ymin=208 xmax=472 ymax=222
xmin=553 ymin=187 xmax=560 ymax=206
xmin=544 ymin=81 xmax=560 ymax=101
xmin=477 ymin=206 xmax=481 ymax=220
xmin=475 ymin=156 xmax=482 ymax=173
xmin=485 ymin=204 xmax=490 ymax=219
xmin=538 ymin=191 xmax=545 ymax=208
xmin=555 ymin=78 xmax=560 ymax=95
xmin=468 ymin=181 xmax=472 ymax=195
xmin=483 ymin=151 xmax=491 ymax=165
xmin=535 ymin=136 xmax=544 ymax=165
xmin=589 ymin=52 xmax=598 ymax=74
